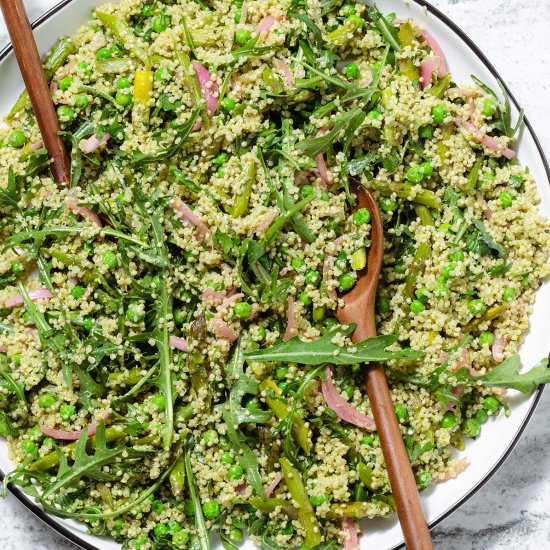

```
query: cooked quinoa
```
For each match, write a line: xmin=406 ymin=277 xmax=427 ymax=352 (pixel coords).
xmin=0 ymin=0 xmax=549 ymax=548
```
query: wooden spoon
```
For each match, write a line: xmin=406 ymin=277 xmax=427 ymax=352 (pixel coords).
xmin=336 ymin=185 xmax=433 ymax=550
xmin=0 ymin=0 xmax=70 ymax=183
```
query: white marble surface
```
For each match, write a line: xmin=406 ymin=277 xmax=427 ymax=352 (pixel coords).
xmin=1 ymin=0 xmax=549 ymax=548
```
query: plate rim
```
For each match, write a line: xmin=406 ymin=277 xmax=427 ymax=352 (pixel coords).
xmin=0 ymin=1 xmax=547 ymax=549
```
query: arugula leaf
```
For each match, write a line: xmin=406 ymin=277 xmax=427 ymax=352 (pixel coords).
xmin=471 ymin=219 xmax=507 ymax=258
xmin=0 ymin=167 xmax=19 ymax=208
xmin=457 ymin=355 xmax=550 ymax=394
xmin=347 ymin=153 xmax=379 ymax=176
xmin=367 ymin=6 xmax=400 ymax=51
xmin=245 ymin=324 xmax=424 ymax=365
xmin=59 ymin=132 xmax=82 ymax=188
xmin=0 ymin=411 xmax=18 ymax=436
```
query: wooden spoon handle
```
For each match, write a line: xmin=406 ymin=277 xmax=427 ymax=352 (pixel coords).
xmin=0 ymin=0 xmax=70 ymax=183
xmin=353 ymin=323 xmax=433 ymax=550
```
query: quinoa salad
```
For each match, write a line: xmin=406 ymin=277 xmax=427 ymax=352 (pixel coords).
xmin=0 ymin=0 xmax=549 ymax=548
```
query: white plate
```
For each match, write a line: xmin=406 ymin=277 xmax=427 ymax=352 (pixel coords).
xmin=0 ymin=1 xmax=548 ymax=549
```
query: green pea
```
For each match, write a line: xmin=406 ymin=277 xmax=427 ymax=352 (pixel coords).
xmin=234 ymin=9 xmax=242 ymax=23
xmin=126 ymin=302 xmax=144 ymax=323
xmin=154 ymin=523 xmax=170 ymax=538
xmin=479 ymin=331 xmax=494 ymax=346
xmin=20 ymin=439 xmax=37 ymax=455
xmin=8 ymin=129 xmax=26 ymax=148
xmin=215 ymin=151 xmax=229 ymax=165
xmin=416 ymin=471 xmax=432 ymax=487
xmin=152 ymin=15 xmax=169 ymax=33
xmin=245 ymin=398 xmax=259 ymax=410
xmin=319 ymin=190 xmax=330 ymax=201
xmin=499 ymin=192 xmax=513 ymax=208
xmin=228 ymin=528 xmax=243 ymax=543
xmin=432 ymin=104 xmax=448 ymax=124
xmin=60 ymin=404 xmax=75 ymax=420
xmin=141 ymin=3 xmax=153 ymax=16
xmin=502 ymin=287 xmax=515 ymax=302
xmin=78 ymin=61 xmax=93 ymax=77
xmin=462 ymin=417 xmax=480 ymax=438
xmin=117 ymin=77 xmax=132 ymax=89
xmin=482 ymin=97 xmax=497 ymax=117
xmin=380 ymin=197 xmax=398 ymax=212
xmin=300 ymin=184 xmax=315 ymax=198
xmin=167 ymin=520 xmax=182 ymax=532
xmin=115 ymin=91 xmax=132 ymax=107
xmin=39 ymin=393 xmax=56 ymax=408
xmin=344 ymin=62 xmax=360 ymax=80
xmin=217 ymin=166 xmax=225 ymax=178
xmin=233 ymin=302 xmax=251 ymax=318
xmin=152 ymin=499 xmax=164 ymax=513
xmin=101 ymin=251 xmax=118 ymax=268
xmin=410 ymin=300 xmax=425 ymax=314
xmin=468 ymin=299 xmax=486 ymax=316
xmin=133 ymin=535 xmax=148 ymax=548
xmin=440 ymin=412 xmax=457 ymax=429
xmin=57 ymin=105 xmax=75 ymax=122
xmin=438 ymin=223 xmax=452 ymax=233
xmin=151 ymin=394 xmax=166 ymax=411
xmin=340 ymin=2 xmax=356 ymax=16
xmin=235 ymin=28 xmax=251 ymax=46
xmin=71 ymin=285 xmax=85 ymax=298
xmin=10 ymin=260 xmax=24 ymax=277
xmin=325 ymin=218 xmax=338 ymax=231
xmin=309 ymin=494 xmax=327 ymax=506
xmin=227 ymin=464 xmax=244 ymax=480
xmin=394 ymin=404 xmax=408 ymax=422
xmin=449 ymin=250 xmax=465 ymax=261
xmin=276 ymin=365 xmax=289 ymax=381
xmin=255 ymin=326 xmax=266 ymax=341
xmin=441 ymin=262 xmax=457 ymax=278
xmin=474 ymin=409 xmax=489 ymax=423
xmin=95 ymin=47 xmax=112 ymax=60
xmin=367 ymin=109 xmax=381 ymax=120
xmin=415 ymin=287 xmax=430 ymax=304
xmin=220 ymin=451 xmax=234 ymax=465
xmin=305 ymin=269 xmax=321 ymax=286
xmin=406 ymin=162 xmax=433 ymax=183
xmin=113 ymin=518 xmax=124 ymax=531
xmin=204 ymin=429 xmax=219 ymax=446
xmin=82 ymin=316 xmax=93 ymax=333
xmin=299 ymin=291 xmax=312 ymax=306
xmin=218 ymin=434 xmax=231 ymax=450
xmin=59 ymin=76 xmax=73 ymax=91
xmin=482 ymin=397 xmax=499 ymax=413
xmin=202 ymin=500 xmax=220 ymax=519
xmin=338 ymin=272 xmax=356 ymax=291
xmin=361 ymin=434 xmax=376 ymax=446
xmin=28 ymin=426 xmax=43 ymax=440
xmin=221 ymin=97 xmax=236 ymax=113
xmin=11 ymin=354 xmax=21 ymax=367
xmin=172 ymin=531 xmax=189 ymax=548
xmin=353 ymin=208 xmax=371 ymax=226
xmin=173 ymin=308 xmax=185 ymax=325
xmin=154 ymin=67 xmax=172 ymax=81
xmin=377 ymin=295 xmax=390 ymax=313
xmin=393 ymin=262 xmax=405 ymax=274
xmin=75 ymin=94 xmax=90 ymax=109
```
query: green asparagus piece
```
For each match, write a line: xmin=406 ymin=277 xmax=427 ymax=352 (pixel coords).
xmin=170 ymin=455 xmax=186 ymax=497
xmin=232 ymin=161 xmax=256 ymax=218
xmin=371 ymin=180 xmax=441 ymax=209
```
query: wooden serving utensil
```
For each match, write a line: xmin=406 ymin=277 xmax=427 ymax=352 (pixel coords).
xmin=336 ymin=185 xmax=433 ymax=550
xmin=0 ymin=0 xmax=70 ymax=183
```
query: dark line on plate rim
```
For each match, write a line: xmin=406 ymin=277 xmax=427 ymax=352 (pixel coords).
xmin=0 ymin=1 xmax=547 ymax=549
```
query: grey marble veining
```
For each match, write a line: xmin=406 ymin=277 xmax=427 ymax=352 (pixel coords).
xmin=1 ymin=0 xmax=549 ymax=548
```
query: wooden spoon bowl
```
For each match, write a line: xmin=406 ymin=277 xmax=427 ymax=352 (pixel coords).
xmin=336 ymin=184 xmax=433 ymax=550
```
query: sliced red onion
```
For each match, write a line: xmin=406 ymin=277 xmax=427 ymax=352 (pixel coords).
xmin=201 ymin=288 xmax=228 ymax=301
xmin=341 ymin=518 xmax=359 ymax=550
xmin=193 ymin=121 xmax=203 ymax=132
xmin=50 ymin=80 xmax=59 ymax=94
xmin=492 ymin=333 xmax=506 ymax=363
xmin=283 ymin=296 xmax=296 ymax=341
xmin=483 ymin=208 xmax=493 ymax=220
xmin=212 ymin=318 xmax=238 ymax=342
xmin=169 ymin=336 xmax=189 ymax=351
xmin=257 ymin=15 xmax=278 ymax=34
xmin=220 ymin=292 xmax=245 ymax=310
xmin=254 ymin=211 xmax=277 ymax=235
xmin=40 ymin=422 xmax=97 ymax=441
xmin=469 ymin=100 xmax=477 ymax=122
xmin=29 ymin=139 xmax=44 ymax=151
xmin=321 ymin=366 xmax=375 ymax=430
xmin=294 ymin=170 xmax=308 ymax=185
xmin=5 ymin=288 xmax=53 ymax=309
xmin=419 ymin=57 xmax=439 ymax=91
xmin=239 ymin=2 xmax=248 ymax=24
xmin=454 ymin=118 xmax=516 ymax=160
xmin=192 ymin=61 xmax=219 ymax=115
xmin=315 ymin=154 xmax=330 ymax=188
xmin=274 ymin=59 xmax=295 ymax=87
xmin=419 ymin=28 xmax=448 ymax=76
xmin=448 ymin=88 xmax=478 ymax=98
xmin=170 ymin=198 xmax=209 ymax=240
xmin=235 ymin=482 xmax=248 ymax=495
xmin=437 ymin=351 xmax=449 ymax=364
xmin=80 ymin=132 xmax=110 ymax=154
xmin=438 ymin=457 xmax=468 ymax=482
xmin=265 ymin=473 xmax=283 ymax=497
xmin=67 ymin=199 xmax=103 ymax=227
xmin=0 ymin=346 xmax=6 ymax=353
